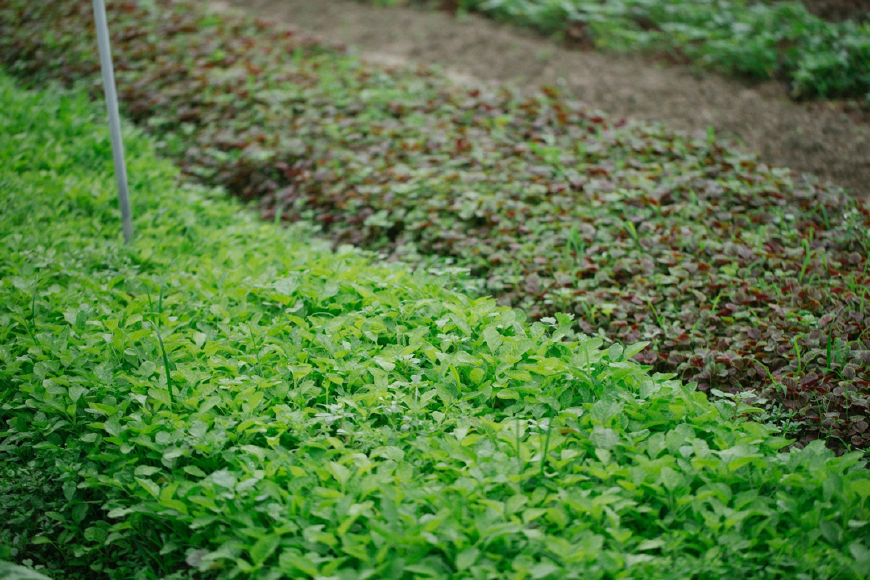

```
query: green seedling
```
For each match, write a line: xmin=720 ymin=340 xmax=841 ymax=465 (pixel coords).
xmin=798 ymin=238 xmax=815 ymax=284
xmin=26 ymin=277 xmax=40 ymax=347
xmin=620 ymin=218 xmax=642 ymax=250
xmin=150 ymin=322 xmax=175 ymax=409
xmin=515 ymin=417 xmax=523 ymax=475
xmin=793 ymin=336 xmax=803 ymax=376
xmin=540 ymin=406 xmax=554 ymax=479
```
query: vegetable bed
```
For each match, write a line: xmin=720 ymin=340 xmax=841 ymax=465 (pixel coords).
xmin=1 ymin=0 xmax=868 ymax=454
xmin=2 ymin=73 xmax=870 ymax=580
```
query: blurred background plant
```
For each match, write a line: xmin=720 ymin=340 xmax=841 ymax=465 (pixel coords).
xmin=367 ymin=0 xmax=870 ymax=101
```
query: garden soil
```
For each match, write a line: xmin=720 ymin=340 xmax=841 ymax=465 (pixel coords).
xmin=205 ymin=0 xmax=870 ymax=201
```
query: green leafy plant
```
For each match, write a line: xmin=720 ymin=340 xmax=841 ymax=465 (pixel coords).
xmin=1 ymin=0 xmax=867 ymax=452
xmin=3 ymin=72 xmax=870 ymax=580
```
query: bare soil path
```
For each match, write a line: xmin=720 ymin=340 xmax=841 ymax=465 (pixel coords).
xmin=207 ymin=0 xmax=869 ymax=200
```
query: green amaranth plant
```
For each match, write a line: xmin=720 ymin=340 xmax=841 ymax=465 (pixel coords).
xmin=3 ymin=72 xmax=870 ymax=580
xmin=1 ymin=0 xmax=868 ymax=453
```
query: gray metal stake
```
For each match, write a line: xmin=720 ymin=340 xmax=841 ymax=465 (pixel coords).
xmin=92 ymin=0 xmax=133 ymax=244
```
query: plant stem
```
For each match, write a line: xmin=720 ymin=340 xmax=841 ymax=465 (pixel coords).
xmin=151 ymin=322 xmax=174 ymax=410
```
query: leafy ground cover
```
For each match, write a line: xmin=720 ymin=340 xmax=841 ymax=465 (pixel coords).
xmin=2 ymin=0 xmax=869 ymax=453
xmin=3 ymin=73 xmax=870 ymax=580
xmin=374 ymin=0 xmax=870 ymax=101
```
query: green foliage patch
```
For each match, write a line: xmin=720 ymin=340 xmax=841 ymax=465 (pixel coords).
xmin=2 ymin=73 xmax=870 ymax=580
xmin=1 ymin=0 xmax=868 ymax=452
xmin=380 ymin=0 xmax=870 ymax=101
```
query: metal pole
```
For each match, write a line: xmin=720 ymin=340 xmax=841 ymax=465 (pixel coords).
xmin=92 ymin=0 xmax=133 ymax=244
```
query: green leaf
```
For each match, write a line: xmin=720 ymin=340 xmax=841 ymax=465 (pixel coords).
xmin=608 ymin=343 xmax=624 ymax=362
xmin=505 ymin=494 xmax=528 ymax=516
xmin=29 ymin=537 xmax=53 ymax=546
xmin=482 ymin=326 xmax=502 ymax=353
xmin=68 ymin=385 xmax=87 ymax=403
xmin=530 ymin=560 xmax=560 ymax=579
xmin=590 ymin=426 xmax=620 ymax=450
xmin=435 ymin=382 xmax=456 ymax=405
xmin=636 ymin=538 xmax=666 ymax=551
xmin=211 ymin=470 xmax=236 ymax=489
xmin=660 ymin=467 xmax=683 ymax=491
xmin=184 ymin=465 xmax=207 ymax=478
xmin=148 ymin=386 xmax=172 ymax=407
xmin=84 ymin=526 xmax=107 ymax=544
xmin=103 ymin=414 xmax=121 ymax=437
xmin=456 ymin=548 xmax=479 ymax=571
xmin=134 ymin=465 xmax=161 ymax=477
xmin=850 ymin=543 xmax=870 ymax=576
xmin=139 ymin=360 xmax=157 ymax=378
xmin=590 ymin=400 xmax=621 ymax=425
xmin=249 ymin=534 xmax=281 ymax=565
xmin=373 ymin=446 xmax=405 ymax=462
xmin=71 ymin=503 xmax=88 ymax=523
xmin=62 ymin=481 xmax=77 ymax=501
xmin=852 ymin=479 xmax=870 ymax=501
xmin=135 ymin=477 xmax=160 ymax=499
xmin=622 ymin=341 xmax=650 ymax=359
xmin=328 ymin=462 xmax=351 ymax=486
xmin=278 ymin=551 xmax=319 ymax=576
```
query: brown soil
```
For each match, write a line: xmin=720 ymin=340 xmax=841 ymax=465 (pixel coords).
xmin=205 ymin=0 xmax=870 ymax=202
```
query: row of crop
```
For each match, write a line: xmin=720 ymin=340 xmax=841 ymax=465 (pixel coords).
xmin=1 ymin=0 xmax=867 ymax=453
